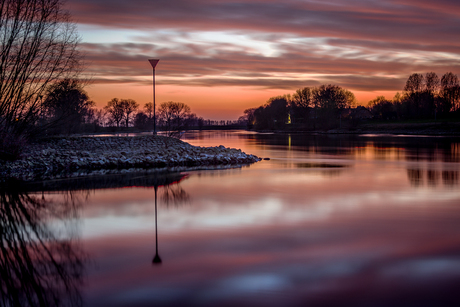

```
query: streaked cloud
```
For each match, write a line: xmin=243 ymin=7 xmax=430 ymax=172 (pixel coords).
xmin=66 ymin=0 xmax=460 ymax=113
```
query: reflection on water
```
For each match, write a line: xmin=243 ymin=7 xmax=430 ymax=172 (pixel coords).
xmin=183 ymin=132 xmax=460 ymax=187
xmin=0 ymin=183 xmax=84 ymax=307
xmin=161 ymin=183 xmax=190 ymax=208
xmin=3 ymin=131 xmax=460 ymax=306
xmin=1 ymin=172 xmax=189 ymax=307
xmin=408 ymin=169 xmax=459 ymax=187
xmin=153 ymin=182 xmax=190 ymax=265
xmin=257 ymin=131 xmax=457 ymax=160
xmin=243 ymin=132 xmax=460 ymax=163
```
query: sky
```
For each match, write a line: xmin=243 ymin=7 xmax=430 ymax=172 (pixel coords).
xmin=65 ymin=0 xmax=460 ymax=120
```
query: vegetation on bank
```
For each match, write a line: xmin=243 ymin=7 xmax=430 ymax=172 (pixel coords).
xmin=240 ymin=72 xmax=460 ymax=132
xmin=0 ymin=0 xmax=82 ymax=160
xmin=242 ymin=72 xmax=460 ymax=131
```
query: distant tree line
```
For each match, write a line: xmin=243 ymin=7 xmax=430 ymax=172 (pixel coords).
xmin=33 ymin=91 xmax=241 ymax=139
xmin=369 ymin=72 xmax=460 ymax=120
xmin=241 ymin=84 xmax=356 ymax=130
xmin=240 ymin=72 xmax=460 ymax=131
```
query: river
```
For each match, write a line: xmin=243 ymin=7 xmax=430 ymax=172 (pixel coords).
xmin=2 ymin=131 xmax=460 ymax=306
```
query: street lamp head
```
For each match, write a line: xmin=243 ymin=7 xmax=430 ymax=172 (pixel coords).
xmin=148 ymin=59 xmax=159 ymax=68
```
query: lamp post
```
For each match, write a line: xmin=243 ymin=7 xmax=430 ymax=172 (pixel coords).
xmin=148 ymin=59 xmax=159 ymax=134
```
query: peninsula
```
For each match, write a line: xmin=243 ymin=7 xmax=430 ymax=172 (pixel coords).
xmin=1 ymin=135 xmax=261 ymax=182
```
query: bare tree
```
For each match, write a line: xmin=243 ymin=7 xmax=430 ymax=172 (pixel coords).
xmin=0 ymin=0 xmax=82 ymax=138
xmin=440 ymin=72 xmax=460 ymax=112
xmin=104 ymin=98 xmax=124 ymax=128
xmin=157 ymin=101 xmax=193 ymax=138
xmin=121 ymin=99 xmax=138 ymax=127
xmin=104 ymin=98 xmax=139 ymax=128
xmin=425 ymin=72 xmax=440 ymax=93
xmin=144 ymin=102 xmax=155 ymax=129
xmin=92 ymin=109 xmax=107 ymax=127
xmin=313 ymin=84 xmax=353 ymax=110
xmin=404 ymin=73 xmax=424 ymax=93
xmin=292 ymin=87 xmax=312 ymax=109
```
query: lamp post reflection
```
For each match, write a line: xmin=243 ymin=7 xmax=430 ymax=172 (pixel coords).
xmin=151 ymin=181 xmax=190 ymax=265
xmin=152 ymin=185 xmax=162 ymax=265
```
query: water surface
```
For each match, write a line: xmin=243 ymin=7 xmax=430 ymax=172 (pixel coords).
xmin=3 ymin=131 xmax=460 ymax=306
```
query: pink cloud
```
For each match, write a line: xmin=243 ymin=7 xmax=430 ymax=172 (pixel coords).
xmin=65 ymin=0 xmax=460 ymax=115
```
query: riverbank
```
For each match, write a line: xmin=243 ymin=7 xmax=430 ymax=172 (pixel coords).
xmin=0 ymin=135 xmax=261 ymax=182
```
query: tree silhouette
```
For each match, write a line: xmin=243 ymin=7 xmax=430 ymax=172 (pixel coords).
xmin=292 ymin=87 xmax=312 ymax=109
xmin=104 ymin=98 xmax=125 ymax=128
xmin=157 ymin=101 xmax=193 ymax=138
xmin=425 ymin=72 xmax=440 ymax=93
xmin=313 ymin=84 xmax=354 ymax=128
xmin=121 ymin=99 xmax=139 ymax=127
xmin=440 ymin=72 xmax=460 ymax=112
xmin=292 ymin=87 xmax=313 ymax=124
xmin=104 ymin=98 xmax=139 ymax=128
xmin=404 ymin=73 xmax=426 ymax=118
xmin=134 ymin=112 xmax=149 ymax=130
xmin=0 ymin=0 xmax=82 ymax=144
xmin=404 ymin=73 xmax=424 ymax=93
xmin=42 ymin=79 xmax=94 ymax=134
xmin=368 ymin=96 xmax=397 ymax=120
xmin=144 ymin=102 xmax=155 ymax=129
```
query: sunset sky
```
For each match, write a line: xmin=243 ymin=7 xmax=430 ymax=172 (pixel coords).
xmin=65 ymin=0 xmax=460 ymax=120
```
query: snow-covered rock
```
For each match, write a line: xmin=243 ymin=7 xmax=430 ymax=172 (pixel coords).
xmin=1 ymin=135 xmax=261 ymax=182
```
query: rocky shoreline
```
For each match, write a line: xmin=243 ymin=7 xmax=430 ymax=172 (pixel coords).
xmin=0 ymin=135 xmax=261 ymax=182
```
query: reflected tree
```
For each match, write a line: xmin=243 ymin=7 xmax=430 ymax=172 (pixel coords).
xmin=442 ymin=170 xmax=459 ymax=186
xmin=407 ymin=169 xmax=424 ymax=187
xmin=160 ymin=183 xmax=190 ymax=208
xmin=0 ymin=184 xmax=84 ymax=307
xmin=427 ymin=170 xmax=440 ymax=186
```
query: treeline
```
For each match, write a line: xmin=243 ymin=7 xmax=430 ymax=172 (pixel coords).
xmin=29 ymin=80 xmax=225 ymax=138
xmin=241 ymin=72 xmax=460 ymax=131
xmin=241 ymin=84 xmax=356 ymax=130
xmin=369 ymin=72 xmax=460 ymax=120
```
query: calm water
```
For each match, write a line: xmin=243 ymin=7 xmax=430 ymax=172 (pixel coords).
xmin=3 ymin=131 xmax=460 ymax=306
